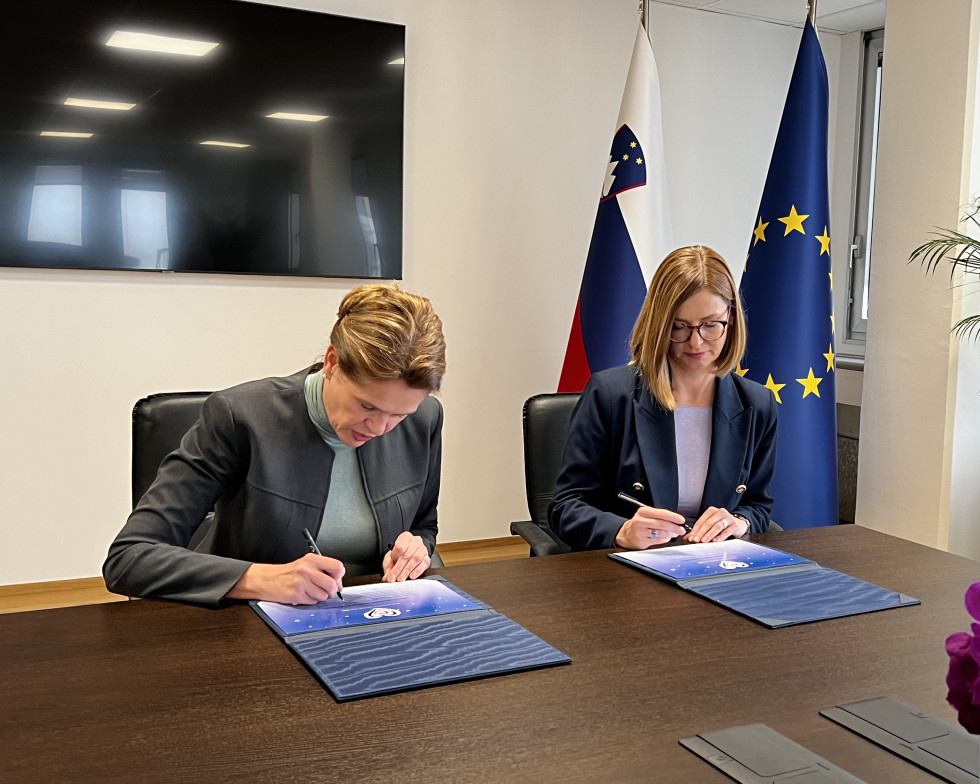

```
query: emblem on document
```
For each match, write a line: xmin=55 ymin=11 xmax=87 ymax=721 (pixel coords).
xmin=718 ymin=560 xmax=749 ymax=570
xmin=364 ymin=607 xmax=401 ymax=619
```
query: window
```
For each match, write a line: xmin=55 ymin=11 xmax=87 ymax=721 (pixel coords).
xmin=120 ymin=169 xmax=169 ymax=268
xmin=355 ymin=195 xmax=382 ymax=278
xmin=27 ymin=165 xmax=83 ymax=246
xmin=845 ymin=28 xmax=884 ymax=351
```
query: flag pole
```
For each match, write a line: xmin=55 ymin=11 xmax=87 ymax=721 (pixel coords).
xmin=640 ymin=0 xmax=648 ymax=33
xmin=807 ymin=0 xmax=817 ymax=26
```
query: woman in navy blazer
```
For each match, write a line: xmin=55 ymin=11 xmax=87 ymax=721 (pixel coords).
xmin=550 ymin=246 xmax=778 ymax=550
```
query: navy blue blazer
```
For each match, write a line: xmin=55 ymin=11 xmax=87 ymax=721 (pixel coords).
xmin=549 ymin=365 xmax=777 ymax=550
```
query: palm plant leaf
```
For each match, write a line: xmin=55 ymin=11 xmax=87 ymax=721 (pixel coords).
xmin=909 ymin=203 xmax=980 ymax=342
xmin=909 ymin=228 xmax=980 ymax=278
xmin=953 ymin=315 xmax=980 ymax=341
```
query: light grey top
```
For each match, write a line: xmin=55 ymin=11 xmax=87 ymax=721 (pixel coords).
xmin=674 ymin=405 xmax=712 ymax=525
xmin=304 ymin=370 xmax=380 ymax=577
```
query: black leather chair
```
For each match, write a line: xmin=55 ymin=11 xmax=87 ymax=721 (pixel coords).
xmin=132 ymin=392 xmax=211 ymax=508
xmin=509 ymin=393 xmax=580 ymax=556
xmin=132 ymin=391 xmax=213 ymax=548
xmin=131 ymin=390 xmax=444 ymax=565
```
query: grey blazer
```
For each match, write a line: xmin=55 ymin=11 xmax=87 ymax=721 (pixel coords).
xmin=103 ymin=367 xmax=443 ymax=608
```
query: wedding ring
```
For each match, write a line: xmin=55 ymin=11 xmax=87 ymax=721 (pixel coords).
xmin=721 ymin=520 xmax=729 ymax=528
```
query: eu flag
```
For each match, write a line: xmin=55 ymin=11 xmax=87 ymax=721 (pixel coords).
xmin=559 ymin=23 xmax=672 ymax=392
xmin=739 ymin=18 xmax=838 ymax=528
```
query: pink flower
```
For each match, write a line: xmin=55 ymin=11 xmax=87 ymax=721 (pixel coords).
xmin=946 ymin=582 xmax=980 ymax=734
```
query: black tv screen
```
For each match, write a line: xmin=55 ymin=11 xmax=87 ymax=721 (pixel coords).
xmin=0 ymin=0 xmax=404 ymax=278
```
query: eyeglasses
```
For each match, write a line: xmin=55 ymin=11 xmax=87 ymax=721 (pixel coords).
xmin=669 ymin=320 xmax=729 ymax=342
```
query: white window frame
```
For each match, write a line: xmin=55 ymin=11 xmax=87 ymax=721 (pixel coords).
xmin=842 ymin=28 xmax=883 ymax=358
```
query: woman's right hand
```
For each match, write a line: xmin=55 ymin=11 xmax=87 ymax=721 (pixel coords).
xmin=226 ymin=553 xmax=345 ymax=604
xmin=615 ymin=506 xmax=688 ymax=549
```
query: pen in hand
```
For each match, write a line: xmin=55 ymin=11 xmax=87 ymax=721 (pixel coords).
xmin=616 ymin=492 xmax=693 ymax=534
xmin=302 ymin=528 xmax=344 ymax=602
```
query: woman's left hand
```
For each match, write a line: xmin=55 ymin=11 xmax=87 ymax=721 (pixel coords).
xmin=685 ymin=506 xmax=750 ymax=543
xmin=382 ymin=531 xmax=431 ymax=582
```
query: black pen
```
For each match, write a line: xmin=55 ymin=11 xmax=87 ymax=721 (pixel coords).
xmin=302 ymin=527 xmax=344 ymax=601
xmin=616 ymin=492 xmax=693 ymax=534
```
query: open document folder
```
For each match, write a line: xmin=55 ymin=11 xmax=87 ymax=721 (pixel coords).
xmin=610 ymin=539 xmax=919 ymax=628
xmin=252 ymin=576 xmax=569 ymax=701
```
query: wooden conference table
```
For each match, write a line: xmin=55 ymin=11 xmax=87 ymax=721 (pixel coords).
xmin=1 ymin=526 xmax=977 ymax=783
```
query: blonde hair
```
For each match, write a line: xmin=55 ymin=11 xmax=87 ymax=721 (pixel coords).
xmin=630 ymin=246 xmax=746 ymax=410
xmin=329 ymin=284 xmax=446 ymax=391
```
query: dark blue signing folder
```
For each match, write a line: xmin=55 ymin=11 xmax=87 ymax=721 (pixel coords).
xmin=610 ymin=540 xmax=919 ymax=628
xmin=251 ymin=576 xmax=570 ymax=701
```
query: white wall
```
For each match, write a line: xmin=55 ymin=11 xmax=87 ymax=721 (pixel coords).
xmin=857 ymin=0 xmax=980 ymax=556
xmin=0 ymin=0 xmax=842 ymax=585
xmin=653 ymin=7 xmax=842 ymax=260
xmin=950 ymin=10 xmax=980 ymax=558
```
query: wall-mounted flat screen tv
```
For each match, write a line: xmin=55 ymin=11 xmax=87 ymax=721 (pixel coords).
xmin=0 ymin=0 xmax=404 ymax=279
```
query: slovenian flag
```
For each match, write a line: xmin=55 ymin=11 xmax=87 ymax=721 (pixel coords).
xmin=558 ymin=22 xmax=673 ymax=392
xmin=739 ymin=18 xmax=838 ymax=528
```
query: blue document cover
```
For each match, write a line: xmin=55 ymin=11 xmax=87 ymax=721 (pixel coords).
xmin=610 ymin=541 xmax=919 ymax=628
xmin=256 ymin=579 xmax=477 ymax=634
xmin=614 ymin=540 xmax=808 ymax=580
xmin=252 ymin=577 xmax=570 ymax=701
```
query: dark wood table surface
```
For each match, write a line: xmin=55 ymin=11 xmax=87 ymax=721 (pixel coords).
xmin=2 ymin=526 xmax=977 ymax=783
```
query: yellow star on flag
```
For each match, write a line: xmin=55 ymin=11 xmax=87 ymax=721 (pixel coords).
xmin=778 ymin=205 xmax=809 ymax=236
xmin=636 ymin=158 xmax=643 ymax=164
xmin=830 ymin=314 xmax=835 ymax=334
xmin=823 ymin=344 xmax=835 ymax=372
xmin=828 ymin=271 xmax=833 ymax=290
xmin=764 ymin=374 xmax=786 ymax=404
xmin=630 ymin=141 xmax=637 ymax=148
xmin=753 ymin=216 xmax=769 ymax=246
xmin=622 ymin=153 xmax=629 ymax=161
xmin=796 ymin=367 xmax=822 ymax=398
xmin=816 ymin=226 xmax=831 ymax=255
xmin=736 ymin=363 xmax=749 ymax=377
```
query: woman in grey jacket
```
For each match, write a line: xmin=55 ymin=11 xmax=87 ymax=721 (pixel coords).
xmin=104 ymin=284 xmax=446 ymax=608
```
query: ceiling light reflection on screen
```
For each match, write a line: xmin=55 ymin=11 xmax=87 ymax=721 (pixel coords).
xmin=106 ymin=30 xmax=219 ymax=57
xmin=266 ymin=112 xmax=328 ymax=122
xmin=40 ymin=131 xmax=94 ymax=138
xmin=388 ymin=57 xmax=405 ymax=65
xmin=65 ymin=97 xmax=135 ymax=111
xmin=200 ymin=140 xmax=250 ymax=148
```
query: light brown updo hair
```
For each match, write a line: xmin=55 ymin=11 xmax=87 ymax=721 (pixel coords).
xmin=630 ymin=245 xmax=747 ymax=410
xmin=329 ymin=284 xmax=446 ymax=392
